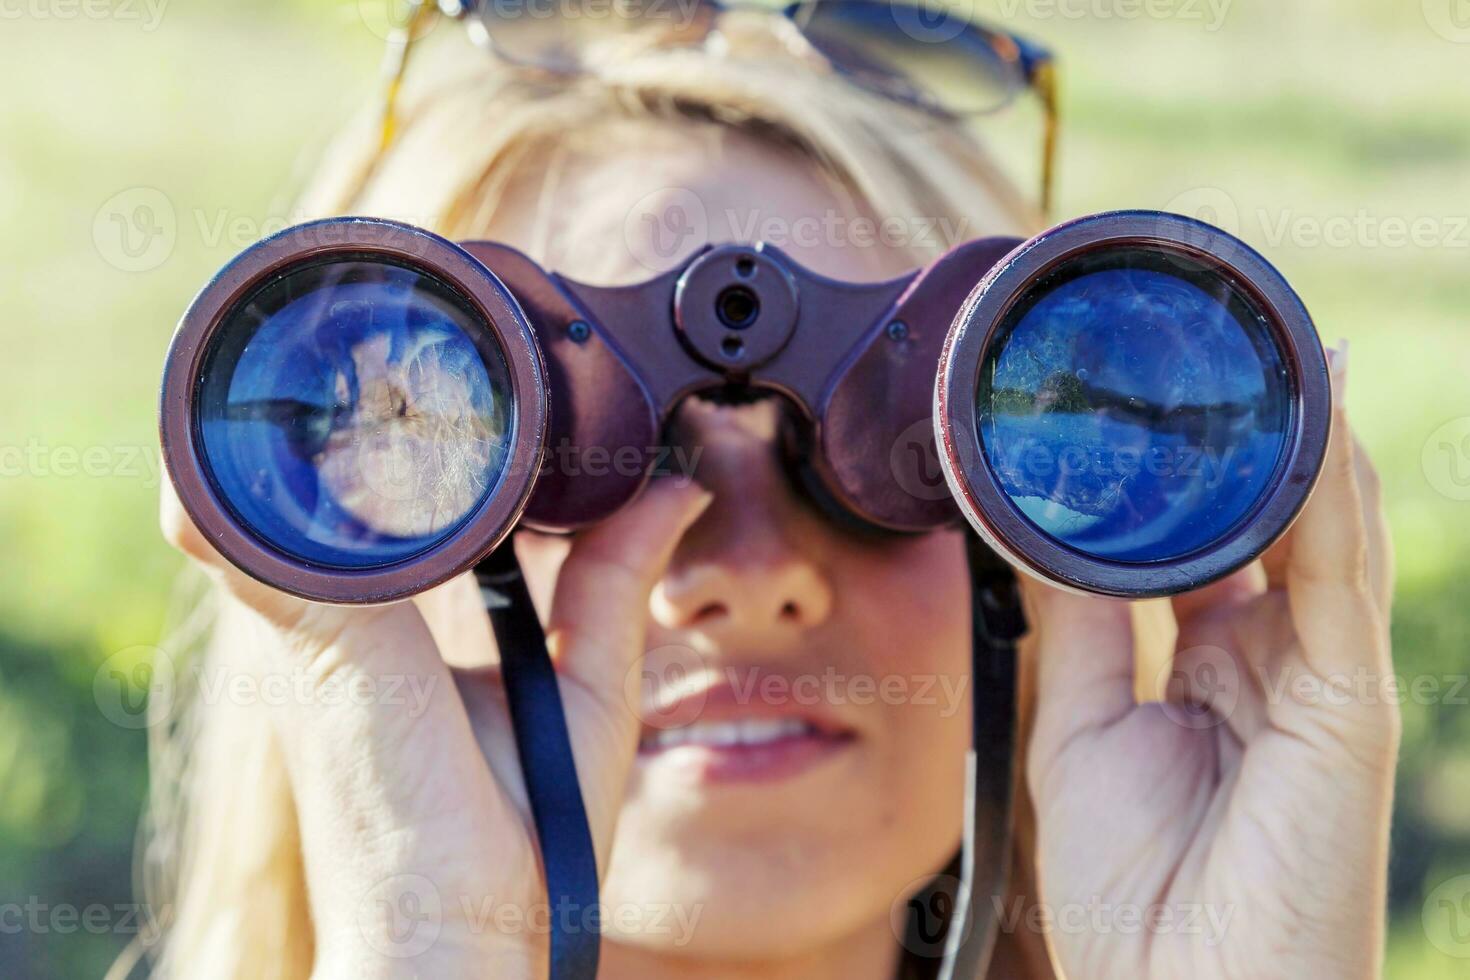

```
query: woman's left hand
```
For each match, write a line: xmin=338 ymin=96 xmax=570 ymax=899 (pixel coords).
xmin=1023 ymin=347 xmax=1399 ymax=980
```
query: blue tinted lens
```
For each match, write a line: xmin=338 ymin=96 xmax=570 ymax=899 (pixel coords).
xmin=197 ymin=258 xmax=514 ymax=569
xmin=797 ymin=0 xmax=1021 ymax=114
xmin=978 ymin=248 xmax=1290 ymax=564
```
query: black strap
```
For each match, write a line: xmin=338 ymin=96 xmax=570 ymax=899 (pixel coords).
xmin=476 ymin=545 xmax=602 ymax=980
xmin=938 ymin=536 xmax=1025 ymax=980
xmin=479 ymin=533 xmax=1023 ymax=980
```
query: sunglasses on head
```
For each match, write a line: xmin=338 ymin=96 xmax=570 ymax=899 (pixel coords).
xmin=378 ymin=0 xmax=1059 ymax=212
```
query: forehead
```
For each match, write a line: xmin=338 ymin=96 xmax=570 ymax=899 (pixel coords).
xmin=481 ymin=116 xmax=917 ymax=284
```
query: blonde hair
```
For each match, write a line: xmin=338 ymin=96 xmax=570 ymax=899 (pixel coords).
xmin=126 ymin=22 xmax=1046 ymax=979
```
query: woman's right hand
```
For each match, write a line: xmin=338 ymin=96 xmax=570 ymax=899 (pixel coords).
xmin=161 ymin=475 xmax=712 ymax=978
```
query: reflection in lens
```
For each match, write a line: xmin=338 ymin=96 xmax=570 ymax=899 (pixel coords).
xmin=473 ymin=0 xmax=713 ymax=72
xmin=197 ymin=258 xmax=513 ymax=569
xmin=796 ymin=0 xmax=1022 ymax=115
xmin=977 ymin=249 xmax=1290 ymax=564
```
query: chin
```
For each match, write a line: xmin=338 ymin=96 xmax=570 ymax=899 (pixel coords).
xmin=600 ymin=832 xmax=876 ymax=959
xmin=600 ymin=787 xmax=958 ymax=961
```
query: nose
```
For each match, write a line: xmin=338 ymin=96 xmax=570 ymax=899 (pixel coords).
xmin=653 ymin=535 xmax=834 ymax=635
xmin=650 ymin=399 xmax=834 ymax=639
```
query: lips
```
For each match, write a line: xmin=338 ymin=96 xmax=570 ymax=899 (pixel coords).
xmin=636 ymin=679 xmax=857 ymax=785
xmin=641 ymin=717 xmax=817 ymax=751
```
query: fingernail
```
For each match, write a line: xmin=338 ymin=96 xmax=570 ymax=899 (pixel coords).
xmin=682 ymin=483 xmax=715 ymax=513
xmin=1329 ymin=338 xmax=1349 ymax=404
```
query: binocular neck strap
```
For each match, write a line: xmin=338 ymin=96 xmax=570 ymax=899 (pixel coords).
xmin=476 ymin=533 xmax=1025 ymax=980
xmin=938 ymin=536 xmax=1026 ymax=980
xmin=476 ymin=545 xmax=603 ymax=980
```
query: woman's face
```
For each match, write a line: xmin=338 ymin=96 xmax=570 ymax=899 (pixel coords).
xmin=484 ymin=119 xmax=974 ymax=963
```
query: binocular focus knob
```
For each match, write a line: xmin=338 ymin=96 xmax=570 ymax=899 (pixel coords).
xmin=674 ymin=244 xmax=800 ymax=373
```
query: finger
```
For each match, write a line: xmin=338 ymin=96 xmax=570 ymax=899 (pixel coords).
xmin=1170 ymin=561 xmax=1267 ymax=625
xmin=1259 ymin=341 xmax=1352 ymax=593
xmin=159 ymin=469 xmax=238 ymax=580
xmin=520 ymin=477 xmax=713 ymax=856
xmin=1166 ymin=636 xmax=1266 ymax=745
xmin=161 ymin=471 xmax=304 ymax=625
xmin=166 ymin=466 xmax=516 ymax=959
xmin=539 ymin=477 xmax=714 ymax=700
xmin=259 ymin=599 xmax=517 ymax=964
xmin=1274 ymin=342 xmax=1388 ymax=675
xmin=160 ymin=463 xmax=375 ymax=642
xmin=414 ymin=570 xmax=497 ymax=670
xmin=1352 ymin=431 xmax=1394 ymax=621
xmin=1023 ymin=578 xmax=1138 ymax=769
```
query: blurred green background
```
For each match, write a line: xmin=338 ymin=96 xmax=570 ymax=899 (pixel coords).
xmin=0 ymin=0 xmax=1467 ymax=975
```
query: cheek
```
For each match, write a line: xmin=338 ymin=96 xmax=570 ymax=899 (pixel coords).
xmin=841 ymin=532 xmax=972 ymax=678
xmin=835 ymin=533 xmax=974 ymax=859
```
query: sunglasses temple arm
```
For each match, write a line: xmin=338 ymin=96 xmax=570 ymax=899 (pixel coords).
xmin=377 ymin=0 xmax=442 ymax=154
xmin=1032 ymin=57 xmax=1059 ymax=217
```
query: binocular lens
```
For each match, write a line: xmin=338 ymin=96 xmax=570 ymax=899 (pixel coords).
xmin=195 ymin=257 xmax=516 ymax=569
xmin=976 ymin=247 xmax=1291 ymax=564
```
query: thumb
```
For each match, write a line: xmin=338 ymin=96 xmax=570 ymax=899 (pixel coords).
xmin=540 ymin=477 xmax=714 ymax=700
xmin=523 ymin=477 xmax=713 ymax=850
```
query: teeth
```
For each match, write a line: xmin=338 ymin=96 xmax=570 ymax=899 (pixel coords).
xmin=644 ymin=718 xmax=812 ymax=750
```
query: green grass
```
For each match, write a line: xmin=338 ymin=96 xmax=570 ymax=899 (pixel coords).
xmin=1 ymin=0 xmax=1467 ymax=974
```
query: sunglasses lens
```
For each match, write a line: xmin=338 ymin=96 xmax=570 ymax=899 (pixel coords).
xmin=795 ymin=0 xmax=1022 ymax=114
xmin=976 ymin=247 xmax=1292 ymax=565
xmin=473 ymin=0 xmax=714 ymax=71
xmin=195 ymin=257 xmax=515 ymax=569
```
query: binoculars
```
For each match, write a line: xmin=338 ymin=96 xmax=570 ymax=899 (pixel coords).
xmin=160 ymin=211 xmax=1330 ymax=603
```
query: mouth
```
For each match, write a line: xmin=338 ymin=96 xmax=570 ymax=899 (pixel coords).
xmin=637 ymin=692 xmax=858 ymax=785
